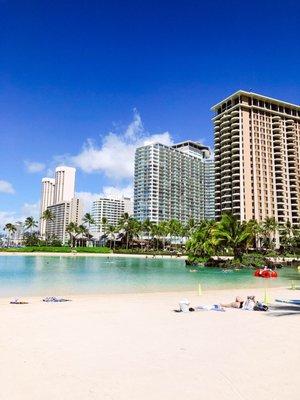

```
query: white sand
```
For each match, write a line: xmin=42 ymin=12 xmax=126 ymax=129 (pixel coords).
xmin=0 ymin=287 xmax=299 ymax=400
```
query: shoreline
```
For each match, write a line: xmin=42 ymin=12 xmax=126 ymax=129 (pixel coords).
xmin=0 ymin=285 xmax=291 ymax=302
xmin=0 ymin=251 xmax=187 ymax=259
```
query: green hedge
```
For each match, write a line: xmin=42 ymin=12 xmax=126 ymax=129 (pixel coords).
xmin=0 ymin=246 xmax=111 ymax=253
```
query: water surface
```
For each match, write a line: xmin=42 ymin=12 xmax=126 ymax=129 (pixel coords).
xmin=0 ymin=255 xmax=299 ymax=296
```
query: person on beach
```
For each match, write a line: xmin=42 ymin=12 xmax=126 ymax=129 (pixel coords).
xmin=221 ymin=296 xmax=244 ymax=309
xmin=221 ymin=296 xmax=256 ymax=310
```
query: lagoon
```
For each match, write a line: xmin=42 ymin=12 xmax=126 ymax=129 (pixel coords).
xmin=0 ymin=255 xmax=299 ymax=297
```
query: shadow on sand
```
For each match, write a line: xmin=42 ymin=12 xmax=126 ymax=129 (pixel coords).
xmin=267 ymin=304 xmax=300 ymax=317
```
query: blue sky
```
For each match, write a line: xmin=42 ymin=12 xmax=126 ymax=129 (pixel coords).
xmin=1 ymin=0 xmax=300 ymax=224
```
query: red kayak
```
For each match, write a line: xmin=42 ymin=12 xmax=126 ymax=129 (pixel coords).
xmin=254 ymin=268 xmax=278 ymax=278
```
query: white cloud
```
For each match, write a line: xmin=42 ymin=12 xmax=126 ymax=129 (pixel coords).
xmin=21 ymin=202 xmax=40 ymax=218
xmin=24 ymin=161 xmax=45 ymax=173
xmin=70 ymin=110 xmax=173 ymax=180
xmin=0 ymin=211 xmax=16 ymax=227
xmin=0 ymin=180 xmax=15 ymax=194
xmin=0 ymin=201 xmax=40 ymax=229
xmin=77 ymin=184 xmax=133 ymax=211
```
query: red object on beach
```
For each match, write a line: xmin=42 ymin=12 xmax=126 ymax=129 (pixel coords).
xmin=254 ymin=269 xmax=278 ymax=278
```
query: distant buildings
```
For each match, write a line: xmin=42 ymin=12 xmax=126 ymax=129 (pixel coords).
xmin=39 ymin=166 xmax=83 ymax=244
xmin=133 ymin=141 xmax=215 ymax=223
xmin=212 ymin=90 xmax=300 ymax=227
xmin=91 ymin=196 xmax=133 ymax=235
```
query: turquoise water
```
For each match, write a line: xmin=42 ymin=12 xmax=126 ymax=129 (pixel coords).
xmin=0 ymin=255 xmax=299 ymax=297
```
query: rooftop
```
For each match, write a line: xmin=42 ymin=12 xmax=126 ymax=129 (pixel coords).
xmin=211 ymin=90 xmax=300 ymax=111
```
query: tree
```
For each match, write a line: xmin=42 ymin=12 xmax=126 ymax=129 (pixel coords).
xmin=261 ymin=217 xmax=279 ymax=250
xmin=186 ymin=220 xmax=216 ymax=259
xmin=105 ymin=224 xmax=117 ymax=249
xmin=24 ymin=217 xmax=38 ymax=234
xmin=157 ymin=221 xmax=169 ymax=250
xmin=142 ymin=218 xmax=153 ymax=249
xmin=101 ymin=217 xmax=108 ymax=234
xmin=3 ymin=223 xmax=17 ymax=246
xmin=83 ymin=213 xmax=95 ymax=231
xmin=66 ymin=222 xmax=79 ymax=247
xmin=213 ymin=213 xmax=256 ymax=259
xmin=42 ymin=210 xmax=54 ymax=245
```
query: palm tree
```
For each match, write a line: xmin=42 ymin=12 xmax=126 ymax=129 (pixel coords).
xmin=213 ymin=213 xmax=256 ymax=259
xmin=24 ymin=216 xmax=38 ymax=234
xmin=101 ymin=217 xmax=108 ymax=234
xmin=66 ymin=222 xmax=79 ymax=247
xmin=186 ymin=220 xmax=217 ymax=259
xmin=261 ymin=217 xmax=278 ymax=250
xmin=105 ymin=224 xmax=117 ymax=249
xmin=150 ymin=223 xmax=160 ymax=250
xmin=4 ymin=223 xmax=17 ymax=246
xmin=142 ymin=218 xmax=153 ymax=249
xmin=42 ymin=210 xmax=54 ymax=244
xmin=280 ymin=220 xmax=294 ymax=253
xmin=157 ymin=221 xmax=169 ymax=251
xmin=82 ymin=213 xmax=95 ymax=231
xmin=168 ymin=219 xmax=183 ymax=247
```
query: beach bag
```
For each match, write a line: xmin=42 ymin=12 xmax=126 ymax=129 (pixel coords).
xmin=254 ymin=302 xmax=268 ymax=311
xmin=179 ymin=298 xmax=190 ymax=313
xmin=242 ymin=298 xmax=255 ymax=311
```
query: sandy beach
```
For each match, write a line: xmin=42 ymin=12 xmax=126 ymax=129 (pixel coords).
xmin=0 ymin=287 xmax=299 ymax=400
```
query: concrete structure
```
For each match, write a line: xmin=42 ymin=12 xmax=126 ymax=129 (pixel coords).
xmin=45 ymin=198 xmax=83 ymax=244
xmin=91 ymin=197 xmax=133 ymax=235
xmin=54 ymin=166 xmax=76 ymax=204
xmin=39 ymin=178 xmax=55 ymax=237
xmin=212 ymin=90 xmax=300 ymax=228
xmin=134 ymin=141 xmax=215 ymax=223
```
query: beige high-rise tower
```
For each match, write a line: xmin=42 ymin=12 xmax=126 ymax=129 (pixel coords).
xmin=39 ymin=177 xmax=56 ymax=237
xmin=54 ymin=166 xmax=76 ymax=203
xmin=212 ymin=91 xmax=300 ymax=227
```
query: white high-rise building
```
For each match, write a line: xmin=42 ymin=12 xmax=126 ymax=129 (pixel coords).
xmin=39 ymin=177 xmax=56 ymax=237
xmin=54 ymin=166 xmax=76 ymax=204
xmin=45 ymin=198 xmax=83 ymax=244
xmin=91 ymin=197 xmax=134 ymax=235
xmin=134 ymin=141 xmax=215 ymax=223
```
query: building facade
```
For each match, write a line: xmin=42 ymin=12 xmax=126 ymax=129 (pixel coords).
xmin=45 ymin=198 xmax=83 ymax=244
xmin=39 ymin=177 xmax=56 ymax=237
xmin=54 ymin=166 xmax=76 ymax=204
xmin=134 ymin=141 xmax=215 ymax=223
xmin=212 ymin=90 xmax=300 ymax=227
xmin=91 ymin=197 xmax=133 ymax=235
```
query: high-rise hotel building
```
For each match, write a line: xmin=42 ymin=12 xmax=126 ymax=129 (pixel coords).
xmin=91 ymin=196 xmax=133 ymax=235
xmin=212 ymin=91 xmax=300 ymax=227
xmin=134 ymin=141 xmax=215 ymax=223
xmin=39 ymin=166 xmax=83 ymax=242
xmin=39 ymin=177 xmax=56 ymax=237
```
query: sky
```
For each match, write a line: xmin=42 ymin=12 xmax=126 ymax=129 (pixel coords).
xmin=1 ymin=0 xmax=300 ymax=226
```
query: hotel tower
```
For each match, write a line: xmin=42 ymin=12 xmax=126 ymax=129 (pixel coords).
xmin=39 ymin=166 xmax=83 ymax=242
xmin=212 ymin=91 xmax=300 ymax=227
xmin=39 ymin=177 xmax=56 ymax=237
xmin=134 ymin=141 xmax=215 ymax=223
